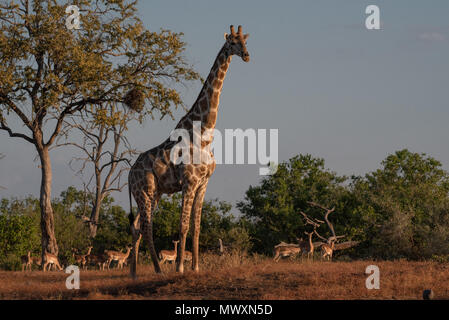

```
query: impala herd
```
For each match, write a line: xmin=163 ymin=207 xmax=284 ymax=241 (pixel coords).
xmin=19 ymin=240 xmax=195 ymax=272
xmin=273 ymin=202 xmax=354 ymax=262
xmin=19 ymin=202 xmax=354 ymax=272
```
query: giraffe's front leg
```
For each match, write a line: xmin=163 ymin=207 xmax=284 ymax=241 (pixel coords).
xmin=176 ymin=183 xmax=198 ymax=273
xmin=191 ymin=181 xmax=208 ymax=272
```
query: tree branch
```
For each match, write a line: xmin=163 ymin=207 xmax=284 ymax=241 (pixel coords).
xmin=0 ymin=121 xmax=35 ymax=144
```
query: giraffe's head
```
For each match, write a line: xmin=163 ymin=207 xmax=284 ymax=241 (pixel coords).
xmin=224 ymin=25 xmax=250 ymax=62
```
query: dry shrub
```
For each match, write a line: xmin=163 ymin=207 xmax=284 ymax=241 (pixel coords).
xmin=1 ymin=260 xmax=449 ymax=300
xmin=200 ymin=250 xmax=262 ymax=270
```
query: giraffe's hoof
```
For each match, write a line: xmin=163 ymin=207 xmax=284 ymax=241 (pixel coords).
xmin=423 ymin=289 xmax=434 ymax=300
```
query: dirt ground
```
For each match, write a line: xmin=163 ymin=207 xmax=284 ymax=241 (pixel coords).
xmin=0 ymin=255 xmax=448 ymax=300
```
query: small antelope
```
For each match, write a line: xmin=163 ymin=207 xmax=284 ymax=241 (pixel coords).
xmin=218 ymin=238 xmax=229 ymax=255
xmin=88 ymin=253 xmax=109 ymax=270
xmin=321 ymin=240 xmax=335 ymax=261
xmin=116 ymin=247 xmax=132 ymax=269
xmin=105 ymin=246 xmax=132 ymax=269
xmin=273 ymin=243 xmax=301 ymax=262
xmin=73 ymin=246 xmax=93 ymax=270
xmin=43 ymin=252 xmax=63 ymax=271
xmin=31 ymin=256 xmax=42 ymax=268
xmin=159 ymin=240 xmax=179 ymax=265
xmin=302 ymin=232 xmax=314 ymax=261
xmin=20 ymin=251 xmax=32 ymax=272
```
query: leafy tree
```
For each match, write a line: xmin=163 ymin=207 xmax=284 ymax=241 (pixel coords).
xmin=238 ymin=154 xmax=352 ymax=254
xmin=52 ymin=187 xmax=91 ymax=261
xmin=350 ymin=149 xmax=449 ymax=259
xmin=0 ymin=187 xmax=133 ymax=269
xmin=152 ymin=194 xmax=251 ymax=253
xmin=0 ymin=197 xmax=40 ymax=270
xmin=0 ymin=214 xmax=39 ymax=257
xmin=0 ymin=0 xmax=200 ymax=257
xmin=93 ymin=204 xmax=132 ymax=254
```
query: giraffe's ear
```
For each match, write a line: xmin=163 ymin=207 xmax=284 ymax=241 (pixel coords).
xmin=244 ymin=34 xmax=249 ymax=41
xmin=224 ymin=32 xmax=229 ymax=40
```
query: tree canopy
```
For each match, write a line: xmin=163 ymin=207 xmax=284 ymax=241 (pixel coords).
xmin=239 ymin=150 xmax=449 ymax=260
xmin=0 ymin=0 xmax=200 ymax=256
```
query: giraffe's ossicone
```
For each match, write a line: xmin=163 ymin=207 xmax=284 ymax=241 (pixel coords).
xmin=128 ymin=25 xmax=250 ymax=277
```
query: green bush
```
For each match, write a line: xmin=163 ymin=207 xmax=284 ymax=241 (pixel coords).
xmin=0 ymin=253 xmax=22 ymax=271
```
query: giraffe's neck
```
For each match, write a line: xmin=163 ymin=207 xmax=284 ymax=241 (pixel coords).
xmin=175 ymin=44 xmax=232 ymax=132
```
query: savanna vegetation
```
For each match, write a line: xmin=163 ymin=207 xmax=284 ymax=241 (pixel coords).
xmin=1 ymin=259 xmax=448 ymax=299
xmin=0 ymin=0 xmax=448 ymax=301
xmin=2 ymin=149 xmax=449 ymax=271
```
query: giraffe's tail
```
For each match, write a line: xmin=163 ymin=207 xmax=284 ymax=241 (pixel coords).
xmin=128 ymin=173 xmax=134 ymax=228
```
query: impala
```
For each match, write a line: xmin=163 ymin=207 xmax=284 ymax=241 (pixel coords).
xmin=321 ymin=240 xmax=336 ymax=261
xmin=72 ymin=246 xmax=93 ymax=270
xmin=273 ymin=242 xmax=301 ymax=262
xmin=159 ymin=240 xmax=179 ymax=265
xmin=43 ymin=252 xmax=63 ymax=271
xmin=300 ymin=231 xmax=315 ymax=261
xmin=105 ymin=247 xmax=132 ymax=269
xmin=20 ymin=251 xmax=32 ymax=272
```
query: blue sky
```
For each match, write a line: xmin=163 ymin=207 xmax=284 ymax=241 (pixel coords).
xmin=1 ymin=1 xmax=449 ymax=211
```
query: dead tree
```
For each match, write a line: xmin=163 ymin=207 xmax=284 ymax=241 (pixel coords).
xmin=56 ymin=105 xmax=137 ymax=237
xmin=306 ymin=202 xmax=347 ymax=261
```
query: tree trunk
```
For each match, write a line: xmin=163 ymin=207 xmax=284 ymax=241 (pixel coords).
xmin=88 ymin=166 xmax=104 ymax=238
xmin=88 ymin=194 xmax=103 ymax=238
xmin=37 ymin=145 xmax=59 ymax=260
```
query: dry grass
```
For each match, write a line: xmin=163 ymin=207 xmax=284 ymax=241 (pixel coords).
xmin=0 ymin=253 xmax=448 ymax=300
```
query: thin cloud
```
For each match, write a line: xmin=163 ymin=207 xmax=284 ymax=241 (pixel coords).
xmin=417 ymin=32 xmax=446 ymax=42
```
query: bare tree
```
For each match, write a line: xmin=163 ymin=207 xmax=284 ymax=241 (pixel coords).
xmin=56 ymin=104 xmax=137 ymax=237
xmin=306 ymin=202 xmax=345 ymax=243
xmin=305 ymin=202 xmax=358 ymax=259
xmin=299 ymin=203 xmax=359 ymax=259
xmin=299 ymin=210 xmax=325 ymax=247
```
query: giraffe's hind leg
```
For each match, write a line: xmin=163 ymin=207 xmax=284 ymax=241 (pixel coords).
xmin=140 ymin=192 xmax=161 ymax=273
xmin=131 ymin=171 xmax=161 ymax=274
xmin=129 ymin=168 xmax=160 ymax=276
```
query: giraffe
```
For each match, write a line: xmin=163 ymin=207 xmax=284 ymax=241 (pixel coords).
xmin=128 ymin=25 xmax=250 ymax=277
